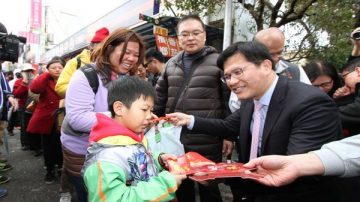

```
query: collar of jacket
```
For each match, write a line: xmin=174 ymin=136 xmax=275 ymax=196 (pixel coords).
xmin=171 ymin=46 xmax=218 ymax=67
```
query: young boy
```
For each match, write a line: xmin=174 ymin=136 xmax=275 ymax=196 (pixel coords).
xmin=82 ymin=76 xmax=186 ymax=202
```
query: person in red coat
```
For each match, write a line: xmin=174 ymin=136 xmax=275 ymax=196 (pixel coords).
xmin=12 ymin=63 xmax=36 ymax=151
xmin=27 ymin=57 xmax=64 ymax=184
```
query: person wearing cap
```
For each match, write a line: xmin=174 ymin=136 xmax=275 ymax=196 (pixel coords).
xmin=55 ymin=27 xmax=109 ymax=98
xmin=13 ymin=63 xmax=37 ymax=151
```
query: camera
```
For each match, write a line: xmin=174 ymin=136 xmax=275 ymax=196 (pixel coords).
xmin=353 ymin=31 xmax=360 ymax=40
xmin=0 ymin=32 xmax=26 ymax=63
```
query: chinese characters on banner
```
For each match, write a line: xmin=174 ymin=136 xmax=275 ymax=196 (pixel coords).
xmin=154 ymin=35 xmax=181 ymax=57
xmin=31 ymin=0 xmax=42 ymax=31
xmin=19 ymin=32 xmax=40 ymax=44
xmin=153 ymin=26 xmax=181 ymax=57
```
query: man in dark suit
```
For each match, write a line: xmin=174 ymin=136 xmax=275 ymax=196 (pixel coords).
xmin=169 ymin=41 xmax=343 ymax=202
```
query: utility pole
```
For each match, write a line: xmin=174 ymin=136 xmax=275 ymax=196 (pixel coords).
xmin=223 ymin=0 xmax=233 ymax=50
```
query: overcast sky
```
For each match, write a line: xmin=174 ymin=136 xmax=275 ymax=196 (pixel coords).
xmin=1 ymin=0 xmax=125 ymax=41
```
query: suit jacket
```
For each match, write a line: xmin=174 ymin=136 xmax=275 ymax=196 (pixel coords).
xmin=192 ymin=76 xmax=343 ymax=201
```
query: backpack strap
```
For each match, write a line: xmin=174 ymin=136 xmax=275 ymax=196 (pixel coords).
xmin=76 ymin=57 xmax=82 ymax=69
xmin=79 ymin=65 xmax=99 ymax=94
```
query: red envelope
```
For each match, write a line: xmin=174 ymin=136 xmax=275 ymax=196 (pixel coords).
xmin=167 ymin=152 xmax=264 ymax=182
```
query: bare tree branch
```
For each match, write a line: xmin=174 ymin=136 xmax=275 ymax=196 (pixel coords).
xmin=270 ymin=0 xmax=284 ymax=23
xmin=288 ymin=20 xmax=314 ymax=61
xmin=276 ymin=0 xmax=317 ymax=27
xmin=282 ymin=0 xmax=298 ymax=19
xmin=256 ymin=0 xmax=266 ymax=30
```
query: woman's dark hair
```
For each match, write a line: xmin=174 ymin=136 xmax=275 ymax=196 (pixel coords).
xmin=46 ymin=56 xmax=65 ymax=69
xmin=93 ymin=28 xmax=145 ymax=85
xmin=107 ymin=76 xmax=155 ymax=117
xmin=303 ymin=60 xmax=343 ymax=97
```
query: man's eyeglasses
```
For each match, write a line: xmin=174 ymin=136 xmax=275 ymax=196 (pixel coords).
xmin=313 ymin=80 xmax=333 ymax=88
xmin=143 ymin=59 xmax=153 ymax=68
xmin=221 ymin=67 xmax=246 ymax=83
xmin=178 ymin=30 xmax=204 ymax=39
xmin=342 ymin=68 xmax=358 ymax=78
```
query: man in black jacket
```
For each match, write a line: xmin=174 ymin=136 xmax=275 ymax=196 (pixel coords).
xmin=169 ymin=41 xmax=344 ymax=202
xmin=154 ymin=14 xmax=231 ymax=202
xmin=333 ymin=58 xmax=360 ymax=136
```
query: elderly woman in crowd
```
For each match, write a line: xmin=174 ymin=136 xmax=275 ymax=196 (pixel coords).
xmin=27 ymin=57 xmax=64 ymax=184
xmin=60 ymin=28 xmax=145 ymax=202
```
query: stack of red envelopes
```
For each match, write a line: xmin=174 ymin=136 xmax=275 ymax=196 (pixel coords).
xmin=166 ymin=152 xmax=264 ymax=181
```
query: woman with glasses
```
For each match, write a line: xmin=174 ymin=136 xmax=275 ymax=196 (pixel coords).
xmin=303 ymin=60 xmax=343 ymax=97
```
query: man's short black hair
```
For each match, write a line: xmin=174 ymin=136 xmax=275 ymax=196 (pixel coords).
xmin=107 ymin=76 xmax=156 ymax=117
xmin=341 ymin=57 xmax=360 ymax=73
xmin=145 ymin=48 xmax=165 ymax=63
xmin=217 ymin=41 xmax=275 ymax=70
xmin=176 ymin=14 xmax=205 ymax=33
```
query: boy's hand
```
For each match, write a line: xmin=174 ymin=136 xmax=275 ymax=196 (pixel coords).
xmin=171 ymin=173 xmax=187 ymax=187
xmin=166 ymin=112 xmax=192 ymax=127
xmin=159 ymin=153 xmax=177 ymax=169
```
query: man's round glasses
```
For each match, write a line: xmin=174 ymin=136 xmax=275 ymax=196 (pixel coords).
xmin=221 ymin=67 xmax=245 ymax=83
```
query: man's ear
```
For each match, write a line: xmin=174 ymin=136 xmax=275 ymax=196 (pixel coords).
xmin=262 ymin=59 xmax=273 ymax=72
xmin=113 ymin=101 xmax=125 ymax=116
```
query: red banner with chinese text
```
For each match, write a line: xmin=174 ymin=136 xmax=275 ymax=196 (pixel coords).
xmin=154 ymin=35 xmax=181 ymax=57
xmin=19 ymin=31 xmax=40 ymax=44
xmin=31 ymin=0 xmax=42 ymax=30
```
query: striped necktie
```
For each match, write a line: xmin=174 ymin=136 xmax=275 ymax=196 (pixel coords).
xmin=250 ymin=102 xmax=262 ymax=160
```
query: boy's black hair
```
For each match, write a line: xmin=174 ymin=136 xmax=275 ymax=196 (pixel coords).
xmin=107 ymin=76 xmax=156 ymax=117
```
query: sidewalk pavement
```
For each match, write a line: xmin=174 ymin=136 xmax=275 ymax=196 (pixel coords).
xmin=0 ymin=129 xmax=60 ymax=202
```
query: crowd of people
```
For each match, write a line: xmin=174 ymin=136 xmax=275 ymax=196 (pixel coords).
xmin=0 ymin=14 xmax=359 ymax=202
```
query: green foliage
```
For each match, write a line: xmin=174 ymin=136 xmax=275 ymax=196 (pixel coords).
xmin=304 ymin=0 xmax=357 ymax=68
xmin=167 ymin=0 xmax=359 ymax=68
xmin=166 ymin=0 xmax=224 ymax=16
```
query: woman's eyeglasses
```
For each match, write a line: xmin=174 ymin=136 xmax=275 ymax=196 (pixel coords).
xmin=143 ymin=60 xmax=153 ymax=68
xmin=313 ymin=80 xmax=333 ymax=88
